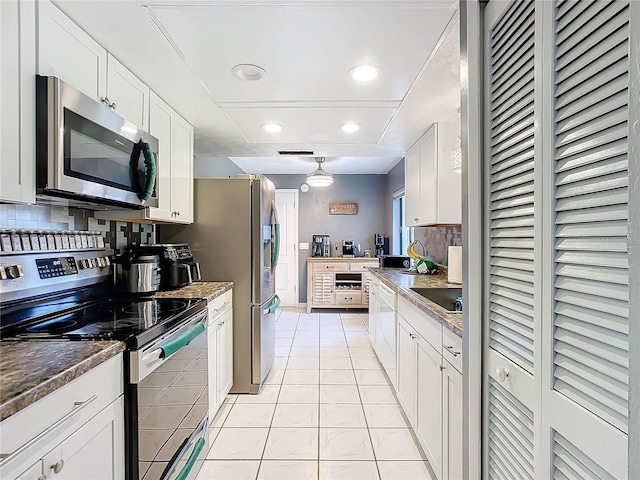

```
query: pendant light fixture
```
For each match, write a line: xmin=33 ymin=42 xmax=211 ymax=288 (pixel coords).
xmin=306 ymin=157 xmax=334 ymax=187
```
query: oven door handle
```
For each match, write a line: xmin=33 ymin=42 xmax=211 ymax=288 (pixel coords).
xmin=140 ymin=322 xmax=205 ymax=366
xmin=174 ymin=437 xmax=205 ymax=480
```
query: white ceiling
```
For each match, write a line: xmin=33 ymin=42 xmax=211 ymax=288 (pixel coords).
xmin=52 ymin=0 xmax=460 ymax=175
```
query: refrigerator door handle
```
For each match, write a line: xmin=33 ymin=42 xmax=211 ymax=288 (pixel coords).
xmin=263 ymin=295 xmax=281 ymax=315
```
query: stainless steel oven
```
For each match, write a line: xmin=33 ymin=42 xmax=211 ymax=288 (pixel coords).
xmin=36 ymin=75 xmax=159 ymax=210
xmin=127 ymin=308 xmax=209 ymax=480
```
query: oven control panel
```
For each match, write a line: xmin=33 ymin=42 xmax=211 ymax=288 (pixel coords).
xmin=36 ymin=257 xmax=78 ymax=278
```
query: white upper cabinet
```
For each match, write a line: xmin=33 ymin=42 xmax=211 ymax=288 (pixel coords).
xmin=172 ymin=113 xmax=194 ymax=223
xmin=37 ymin=0 xmax=107 ymax=102
xmin=148 ymin=92 xmax=175 ymax=222
xmin=1 ymin=0 xmax=36 ymax=204
xmin=106 ymin=54 xmax=150 ymax=131
xmin=405 ymin=121 xmax=462 ymax=227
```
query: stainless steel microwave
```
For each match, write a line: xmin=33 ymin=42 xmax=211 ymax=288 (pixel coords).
xmin=36 ymin=75 xmax=159 ymax=210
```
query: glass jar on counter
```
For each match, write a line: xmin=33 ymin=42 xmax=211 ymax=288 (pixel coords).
xmin=29 ymin=230 xmax=40 ymax=251
xmin=20 ymin=231 xmax=32 ymax=251
xmin=0 ymin=230 xmax=13 ymax=252
xmin=45 ymin=231 xmax=56 ymax=250
xmin=61 ymin=231 xmax=71 ymax=249
xmin=38 ymin=231 xmax=48 ymax=250
xmin=10 ymin=230 xmax=22 ymax=251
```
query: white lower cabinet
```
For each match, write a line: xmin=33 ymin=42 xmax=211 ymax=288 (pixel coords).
xmin=207 ymin=290 xmax=234 ymax=422
xmin=416 ymin=335 xmax=443 ymax=478
xmin=442 ymin=360 xmax=463 ymax=480
xmin=393 ymin=295 xmax=463 ymax=480
xmin=0 ymin=355 xmax=124 ymax=480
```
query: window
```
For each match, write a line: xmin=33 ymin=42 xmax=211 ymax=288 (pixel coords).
xmin=392 ymin=189 xmax=412 ymax=256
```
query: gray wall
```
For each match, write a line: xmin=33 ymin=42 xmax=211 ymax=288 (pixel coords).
xmin=384 ymin=159 xmax=405 ymax=254
xmin=267 ymin=174 xmax=386 ymax=303
xmin=194 ymin=156 xmax=245 ymax=178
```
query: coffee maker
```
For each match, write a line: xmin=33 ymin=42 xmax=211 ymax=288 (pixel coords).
xmin=374 ymin=233 xmax=388 ymax=257
xmin=312 ymin=235 xmax=331 ymax=257
xmin=342 ymin=240 xmax=355 ymax=257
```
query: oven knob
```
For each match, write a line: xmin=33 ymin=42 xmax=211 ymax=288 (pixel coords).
xmin=5 ymin=264 xmax=24 ymax=279
xmin=79 ymin=259 xmax=89 ymax=270
xmin=0 ymin=268 xmax=7 ymax=280
xmin=95 ymin=257 xmax=103 ymax=268
xmin=102 ymin=256 xmax=111 ymax=267
xmin=89 ymin=258 xmax=96 ymax=268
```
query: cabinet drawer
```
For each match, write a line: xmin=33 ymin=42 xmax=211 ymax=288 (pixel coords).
xmin=378 ymin=282 xmax=396 ymax=308
xmin=312 ymin=262 xmax=348 ymax=272
xmin=397 ymin=297 xmax=442 ymax=353
xmin=208 ymin=290 xmax=232 ymax=326
xmin=442 ymin=326 xmax=462 ymax=373
xmin=0 ymin=355 xmax=123 ymax=476
xmin=335 ymin=293 xmax=362 ymax=305
xmin=348 ymin=261 xmax=379 ymax=271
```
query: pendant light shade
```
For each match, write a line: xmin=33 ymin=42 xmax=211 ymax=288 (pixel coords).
xmin=306 ymin=157 xmax=334 ymax=187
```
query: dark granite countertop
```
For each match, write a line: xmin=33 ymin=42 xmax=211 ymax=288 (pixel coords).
xmin=0 ymin=341 xmax=124 ymax=422
xmin=367 ymin=267 xmax=462 ymax=336
xmin=152 ymin=281 xmax=233 ymax=303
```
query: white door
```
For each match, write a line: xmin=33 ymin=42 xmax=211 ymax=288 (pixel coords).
xmin=275 ymin=189 xmax=299 ymax=306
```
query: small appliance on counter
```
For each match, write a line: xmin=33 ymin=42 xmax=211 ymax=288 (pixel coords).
xmin=312 ymin=235 xmax=331 ymax=257
xmin=342 ymin=240 xmax=355 ymax=257
xmin=113 ymin=251 xmax=161 ymax=294
xmin=380 ymin=255 xmax=411 ymax=269
xmin=374 ymin=233 xmax=389 ymax=257
xmin=136 ymin=244 xmax=201 ymax=290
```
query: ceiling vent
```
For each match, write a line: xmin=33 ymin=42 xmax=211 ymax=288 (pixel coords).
xmin=278 ymin=150 xmax=314 ymax=156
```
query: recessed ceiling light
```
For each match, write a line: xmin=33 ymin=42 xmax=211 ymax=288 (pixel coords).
xmin=348 ymin=64 xmax=380 ymax=82
xmin=340 ymin=123 xmax=361 ymax=134
xmin=262 ymin=123 xmax=283 ymax=133
xmin=231 ymin=64 xmax=266 ymax=81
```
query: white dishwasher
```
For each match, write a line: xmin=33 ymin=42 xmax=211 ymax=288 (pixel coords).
xmin=375 ymin=281 xmax=397 ymax=388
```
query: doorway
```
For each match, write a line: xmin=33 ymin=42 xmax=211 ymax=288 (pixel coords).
xmin=275 ymin=189 xmax=299 ymax=306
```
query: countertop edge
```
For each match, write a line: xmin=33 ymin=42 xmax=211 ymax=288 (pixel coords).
xmin=151 ymin=281 xmax=234 ymax=303
xmin=0 ymin=341 xmax=125 ymax=422
xmin=367 ymin=267 xmax=463 ymax=337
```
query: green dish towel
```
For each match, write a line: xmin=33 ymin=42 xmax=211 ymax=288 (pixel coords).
xmin=160 ymin=323 xmax=205 ymax=359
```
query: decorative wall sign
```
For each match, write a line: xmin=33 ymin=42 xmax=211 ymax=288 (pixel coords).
xmin=329 ymin=202 xmax=358 ymax=215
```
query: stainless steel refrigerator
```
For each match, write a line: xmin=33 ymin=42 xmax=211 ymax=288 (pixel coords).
xmin=161 ymin=175 xmax=280 ymax=393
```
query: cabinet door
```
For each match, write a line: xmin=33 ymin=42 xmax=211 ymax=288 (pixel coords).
xmin=404 ymin=141 xmax=421 ymax=227
xmin=416 ymin=125 xmax=438 ymax=225
xmin=106 ymin=54 xmax=149 ymax=130
xmin=443 ymin=361 xmax=462 ymax=480
xmin=37 ymin=0 xmax=107 ymax=101
xmin=312 ymin=273 xmax=333 ymax=304
xmin=148 ymin=92 xmax=174 ymax=222
xmin=41 ymin=397 xmax=124 ymax=480
xmin=416 ymin=336 xmax=442 ymax=479
xmin=218 ymin=309 xmax=234 ymax=401
xmin=396 ymin=315 xmax=416 ymax=425
xmin=172 ymin=113 xmax=194 ymax=223
xmin=1 ymin=0 xmax=35 ymax=204
xmin=208 ymin=321 xmax=220 ymax=421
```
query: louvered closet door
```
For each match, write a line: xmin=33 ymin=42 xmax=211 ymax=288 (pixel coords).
xmin=483 ymin=1 xmax=541 ymax=478
xmin=541 ymin=0 xmax=629 ymax=477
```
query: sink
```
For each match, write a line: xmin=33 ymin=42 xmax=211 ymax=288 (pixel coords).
xmin=410 ymin=287 xmax=462 ymax=313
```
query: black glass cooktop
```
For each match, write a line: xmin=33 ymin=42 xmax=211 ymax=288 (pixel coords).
xmin=0 ymin=291 xmax=206 ymax=349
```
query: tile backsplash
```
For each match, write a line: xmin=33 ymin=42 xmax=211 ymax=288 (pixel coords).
xmin=0 ymin=204 xmax=154 ymax=254
xmin=413 ymin=225 xmax=462 ymax=265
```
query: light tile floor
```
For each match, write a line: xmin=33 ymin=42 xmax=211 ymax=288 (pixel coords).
xmin=196 ymin=307 xmax=433 ymax=480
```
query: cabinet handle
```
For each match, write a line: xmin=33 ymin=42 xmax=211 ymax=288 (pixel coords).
xmin=176 ymin=211 xmax=181 ymax=216
xmin=496 ymin=365 xmax=510 ymax=383
xmin=326 ymin=266 xmax=333 ymax=269
xmin=440 ymin=365 xmax=446 ymax=371
xmin=37 ymin=475 xmax=47 ymax=480
xmin=110 ymin=102 xmax=117 ymax=110
xmin=51 ymin=459 xmax=64 ymax=474
xmin=101 ymin=96 xmax=111 ymax=106
xmin=212 ymin=301 xmax=231 ymax=314
xmin=409 ymin=333 xmax=417 ymax=339
xmin=444 ymin=345 xmax=461 ymax=356
xmin=0 ymin=396 xmax=97 ymax=463
xmin=414 ymin=218 xmax=419 ymax=222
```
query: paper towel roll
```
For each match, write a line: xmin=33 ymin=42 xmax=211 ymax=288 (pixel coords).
xmin=448 ymin=246 xmax=462 ymax=284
